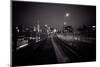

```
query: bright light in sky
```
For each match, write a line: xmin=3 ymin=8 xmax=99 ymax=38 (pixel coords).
xmin=66 ymin=13 xmax=69 ymax=17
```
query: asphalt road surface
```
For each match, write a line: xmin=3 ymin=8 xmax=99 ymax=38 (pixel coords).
xmin=12 ymin=34 xmax=96 ymax=66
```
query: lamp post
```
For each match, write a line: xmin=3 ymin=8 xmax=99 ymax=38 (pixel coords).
xmin=64 ymin=13 xmax=69 ymax=25
xmin=63 ymin=13 xmax=70 ymax=34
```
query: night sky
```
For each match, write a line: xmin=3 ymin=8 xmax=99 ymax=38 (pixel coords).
xmin=12 ymin=1 xmax=96 ymax=30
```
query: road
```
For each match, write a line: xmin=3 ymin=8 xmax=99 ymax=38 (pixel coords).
xmin=12 ymin=34 xmax=96 ymax=66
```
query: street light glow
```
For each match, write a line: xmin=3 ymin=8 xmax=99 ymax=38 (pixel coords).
xmin=66 ymin=13 xmax=69 ymax=17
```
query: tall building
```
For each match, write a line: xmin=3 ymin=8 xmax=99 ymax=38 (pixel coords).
xmin=37 ymin=20 xmax=40 ymax=32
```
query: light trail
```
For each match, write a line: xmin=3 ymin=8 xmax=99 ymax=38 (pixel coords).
xmin=16 ymin=44 xmax=28 ymax=50
xmin=51 ymin=36 xmax=69 ymax=63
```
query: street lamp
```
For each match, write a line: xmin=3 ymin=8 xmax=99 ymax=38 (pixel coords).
xmin=66 ymin=13 xmax=69 ymax=17
xmin=64 ymin=13 xmax=69 ymax=25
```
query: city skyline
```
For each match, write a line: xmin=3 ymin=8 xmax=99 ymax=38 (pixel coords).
xmin=12 ymin=1 xmax=96 ymax=30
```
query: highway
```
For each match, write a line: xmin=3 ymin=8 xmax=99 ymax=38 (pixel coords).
xmin=12 ymin=34 xmax=96 ymax=66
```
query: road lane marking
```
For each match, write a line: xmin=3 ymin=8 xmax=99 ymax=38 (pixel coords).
xmin=51 ymin=36 xmax=69 ymax=63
